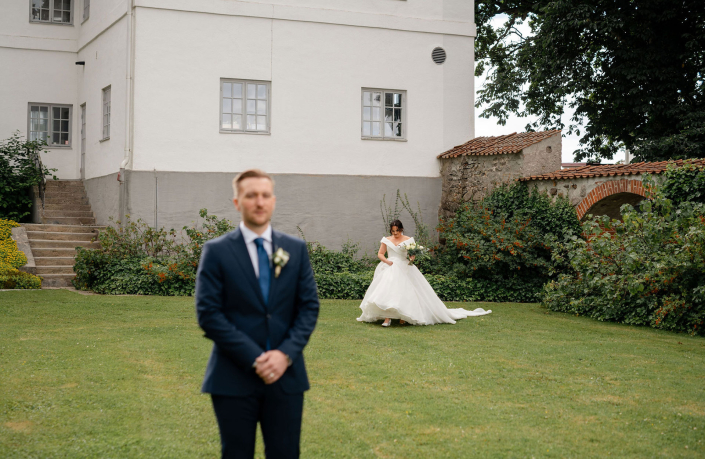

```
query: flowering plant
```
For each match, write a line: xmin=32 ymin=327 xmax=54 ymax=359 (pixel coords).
xmin=405 ymin=241 xmax=429 ymax=265
xmin=273 ymin=247 xmax=290 ymax=278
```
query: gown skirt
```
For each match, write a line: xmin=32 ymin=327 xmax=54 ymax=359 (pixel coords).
xmin=357 ymin=237 xmax=492 ymax=325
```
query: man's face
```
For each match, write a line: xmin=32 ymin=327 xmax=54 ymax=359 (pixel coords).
xmin=233 ymin=177 xmax=276 ymax=228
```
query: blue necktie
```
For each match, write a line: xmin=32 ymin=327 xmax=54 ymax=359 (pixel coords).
xmin=254 ymin=238 xmax=270 ymax=305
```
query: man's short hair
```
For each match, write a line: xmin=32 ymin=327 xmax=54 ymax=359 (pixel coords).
xmin=232 ymin=169 xmax=275 ymax=197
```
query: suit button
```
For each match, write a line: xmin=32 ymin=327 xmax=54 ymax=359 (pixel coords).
xmin=266 ymin=314 xmax=271 ymax=319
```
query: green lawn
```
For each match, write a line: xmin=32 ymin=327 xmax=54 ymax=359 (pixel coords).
xmin=1 ymin=291 xmax=704 ymax=458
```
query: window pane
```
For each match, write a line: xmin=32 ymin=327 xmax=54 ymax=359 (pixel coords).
xmin=40 ymin=106 xmax=49 ymax=114
xmin=257 ymin=101 xmax=267 ymax=115
xmin=31 ymin=106 xmax=39 ymax=113
xmin=384 ymin=122 xmax=393 ymax=137
xmin=39 ymin=118 xmax=48 ymax=131
xmin=53 ymin=0 xmax=61 ymax=9
xmin=61 ymin=107 xmax=70 ymax=119
xmin=372 ymin=107 xmax=380 ymax=121
xmin=41 ymin=9 xmax=49 ymax=20
xmin=247 ymin=84 xmax=256 ymax=99
xmin=52 ymin=133 xmax=60 ymax=144
xmin=233 ymin=115 xmax=242 ymax=130
xmin=385 ymin=108 xmax=392 ymax=122
xmin=53 ymin=10 xmax=62 ymax=21
xmin=30 ymin=132 xmax=38 ymax=141
xmin=61 ymin=133 xmax=69 ymax=145
xmin=371 ymin=122 xmax=380 ymax=136
xmin=362 ymin=107 xmax=371 ymax=121
xmin=394 ymin=108 xmax=402 ymax=122
xmin=257 ymin=85 xmax=267 ymax=99
xmin=394 ymin=123 xmax=402 ymax=137
xmin=62 ymin=11 xmax=71 ymax=22
xmin=53 ymin=107 xmax=60 ymax=119
xmin=247 ymin=115 xmax=256 ymax=130
xmin=53 ymin=120 xmax=61 ymax=132
xmin=222 ymin=99 xmax=231 ymax=113
xmin=393 ymin=93 xmax=402 ymax=107
xmin=385 ymin=93 xmax=393 ymax=106
xmin=233 ymin=83 xmax=242 ymax=98
xmin=362 ymin=122 xmax=371 ymax=136
xmin=222 ymin=83 xmax=231 ymax=98
xmin=363 ymin=92 xmax=371 ymax=106
xmin=222 ymin=114 xmax=231 ymax=129
xmin=61 ymin=120 xmax=69 ymax=131
xmin=372 ymin=93 xmax=381 ymax=106
xmin=233 ymin=99 xmax=242 ymax=114
xmin=63 ymin=0 xmax=70 ymax=10
xmin=257 ymin=116 xmax=267 ymax=131
xmin=247 ymin=100 xmax=255 ymax=114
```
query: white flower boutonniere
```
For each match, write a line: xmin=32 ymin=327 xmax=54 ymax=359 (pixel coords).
xmin=272 ymin=247 xmax=290 ymax=278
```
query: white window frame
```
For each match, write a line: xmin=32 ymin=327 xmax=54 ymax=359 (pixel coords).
xmin=27 ymin=103 xmax=73 ymax=148
xmin=82 ymin=0 xmax=89 ymax=22
xmin=361 ymin=88 xmax=407 ymax=141
xmin=30 ymin=0 xmax=74 ymax=25
xmin=80 ymin=103 xmax=86 ymax=153
xmin=219 ymin=79 xmax=271 ymax=135
xmin=101 ymin=86 xmax=111 ymax=141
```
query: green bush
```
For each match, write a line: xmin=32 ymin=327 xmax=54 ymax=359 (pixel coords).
xmin=73 ymin=209 xmax=234 ymax=295
xmin=543 ymin=178 xmax=705 ymax=335
xmin=662 ymin=159 xmax=705 ymax=206
xmin=314 ymin=271 xmax=374 ymax=300
xmin=0 ymin=132 xmax=56 ymax=221
xmin=0 ymin=267 xmax=42 ymax=290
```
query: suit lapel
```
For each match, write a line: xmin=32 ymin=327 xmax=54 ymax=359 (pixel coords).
xmin=228 ymin=229 xmax=267 ymax=309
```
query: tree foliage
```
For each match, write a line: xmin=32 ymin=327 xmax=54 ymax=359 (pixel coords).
xmin=476 ymin=0 xmax=705 ymax=162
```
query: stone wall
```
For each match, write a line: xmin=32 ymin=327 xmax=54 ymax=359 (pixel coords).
xmin=439 ymin=135 xmax=562 ymax=218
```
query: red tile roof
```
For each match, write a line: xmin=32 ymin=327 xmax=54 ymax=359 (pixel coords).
xmin=437 ymin=130 xmax=561 ymax=159
xmin=519 ymin=159 xmax=705 ymax=181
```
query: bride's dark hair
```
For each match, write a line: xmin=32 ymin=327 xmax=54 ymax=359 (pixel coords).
xmin=389 ymin=219 xmax=404 ymax=233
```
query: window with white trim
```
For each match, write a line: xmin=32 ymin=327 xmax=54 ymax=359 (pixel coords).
xmin=28 ymin=103 xmax=72 ymax=147
xmin=102 ymin=86 xmax=111 ymax=140
xmin=220 ymin=79 xmax=270 ymax=133
xmin=31 ymin=0 xmax=73 ymax=24
xmin=362 ymin=89 xmax=406 ymax=140
xmin=83 ymin=0 xmax=89 ymax=21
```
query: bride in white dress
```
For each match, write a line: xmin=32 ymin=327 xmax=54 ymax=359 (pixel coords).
xmin=357 ymin=220 xmax=492 ymax=326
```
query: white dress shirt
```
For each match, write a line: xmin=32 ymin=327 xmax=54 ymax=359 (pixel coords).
xmin=239 ymin=221 xmax=272 ymax=278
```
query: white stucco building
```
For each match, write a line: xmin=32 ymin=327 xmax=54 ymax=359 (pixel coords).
xmin=1 ymin=0 xmax=476 ymax=249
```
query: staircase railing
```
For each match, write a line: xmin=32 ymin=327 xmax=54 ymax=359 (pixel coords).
xmin=30 ymin=146 xmax=47 ymax=210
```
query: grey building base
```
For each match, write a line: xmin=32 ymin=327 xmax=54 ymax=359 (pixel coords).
xmin=84 ymin=171 xmax=441 ymax=254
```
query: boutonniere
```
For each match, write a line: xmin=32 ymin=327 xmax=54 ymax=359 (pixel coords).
xmin=272 ymin=247 xmax=290 ymax=278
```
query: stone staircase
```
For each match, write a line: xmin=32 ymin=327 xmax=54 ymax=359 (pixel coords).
xmin=22 ymin=180 xmax=103 ymax=287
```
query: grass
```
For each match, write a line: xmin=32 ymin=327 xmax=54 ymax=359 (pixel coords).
xmin=0 ymin=291 xmax=704 ymax=458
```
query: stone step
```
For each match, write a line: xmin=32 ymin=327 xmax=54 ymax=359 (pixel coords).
xmin=28 ymin=239 xmax=100 ymax=249
xmin=26 ymin=231 xmax=96 ymax=241
xmin=35 ymin=266 xmax=75 ymax=275
xmin=40 ymin=216 xmax=96 ymax=225
xmin=32 ymin=247 xmax=77 ymax=257
xmin=44 ymin=197 xmax=90 ymax=205
xmin=44 ymin=189 xmax=87 ymax=197
xmin=42 ymin=210 xmax=95 ymax=218
xmin=40 ymin=274 xmax=75 ymax=288
xmin=35 ymin=257 xmax=75 ymax=266
xmin=22 ymin=224 xmax=104 ymax=233
xmin=43 ymin=203 xmax=92 ymax=212
xmin=45 ymin=180 xmax=84 ymax=188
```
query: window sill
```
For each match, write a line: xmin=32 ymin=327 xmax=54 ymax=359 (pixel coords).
xmin=45 ymin=144 xmax=72 ymax=149
xmin=29 ymin=21 xmax=74 ymax=26
xmin=361 ymin=137 xmax=407 ymax=142
xmin=99 ymin=137 xmax=110 ymax=142
xmin=219 ymin=130 xmax=271 ymax=136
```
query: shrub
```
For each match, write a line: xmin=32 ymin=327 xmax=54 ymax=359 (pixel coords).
xmin=422 ymin=183 xmax=580 ymax=299
xmin=543 ymin=178 xmax=705 ymax=335
xmin=662 ymin=159 xmax=705 ymax=206
xmin=0 ymin=132 xmax=57 ymax=221
xmin=0 ymin=218 xmax=41 ymax=289
xmin=73 ymin=209 xmax=234 ymax=295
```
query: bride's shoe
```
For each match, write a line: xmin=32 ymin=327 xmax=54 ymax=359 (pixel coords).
xmin=382 ymin=319 xmax=391 ymax=327
xmin=400 ymin=320 xmax=406 ymax=325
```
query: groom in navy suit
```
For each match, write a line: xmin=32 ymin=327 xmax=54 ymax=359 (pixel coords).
xmin=196 ymin=169 xmax=319 ymax=459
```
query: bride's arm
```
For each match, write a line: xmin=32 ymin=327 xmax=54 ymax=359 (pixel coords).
xmin=378 ymin=243 xmax=392 ymax=265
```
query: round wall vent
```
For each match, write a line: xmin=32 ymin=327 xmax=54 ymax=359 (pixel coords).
xmin=432 ymin=47 xmax=446 ymax=64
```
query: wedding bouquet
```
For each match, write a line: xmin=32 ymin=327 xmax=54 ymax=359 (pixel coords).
xmin=405 ymin=242 xmax=429 ymax=265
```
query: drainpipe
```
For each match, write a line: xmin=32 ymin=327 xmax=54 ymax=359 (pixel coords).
xmin=119 ymin=0 xmax=135 ymax=226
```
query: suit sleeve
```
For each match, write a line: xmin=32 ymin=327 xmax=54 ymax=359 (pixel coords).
xmin=277 ymin=241 xmax=320 ymax=363
xmin=195 ymin=242 xmax=264 ymax=369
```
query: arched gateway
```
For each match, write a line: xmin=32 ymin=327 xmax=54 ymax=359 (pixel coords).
xmin=520 ymin=159 xmax=705 ymax=221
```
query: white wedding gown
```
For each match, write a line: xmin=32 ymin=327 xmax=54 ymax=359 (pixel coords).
xmin=357 ymin=237 xmax=492 ymax=325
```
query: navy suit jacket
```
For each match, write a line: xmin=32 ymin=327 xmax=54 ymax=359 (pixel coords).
xmin=196 ymin=228 xmax=319 ymax=396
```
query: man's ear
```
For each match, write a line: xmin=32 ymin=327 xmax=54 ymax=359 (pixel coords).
xmin=233 ymin=197 xmax=240 ymax=211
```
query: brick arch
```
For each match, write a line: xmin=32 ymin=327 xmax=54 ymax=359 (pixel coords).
xmin=575 ymin=179 xmax=647 ymax=220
